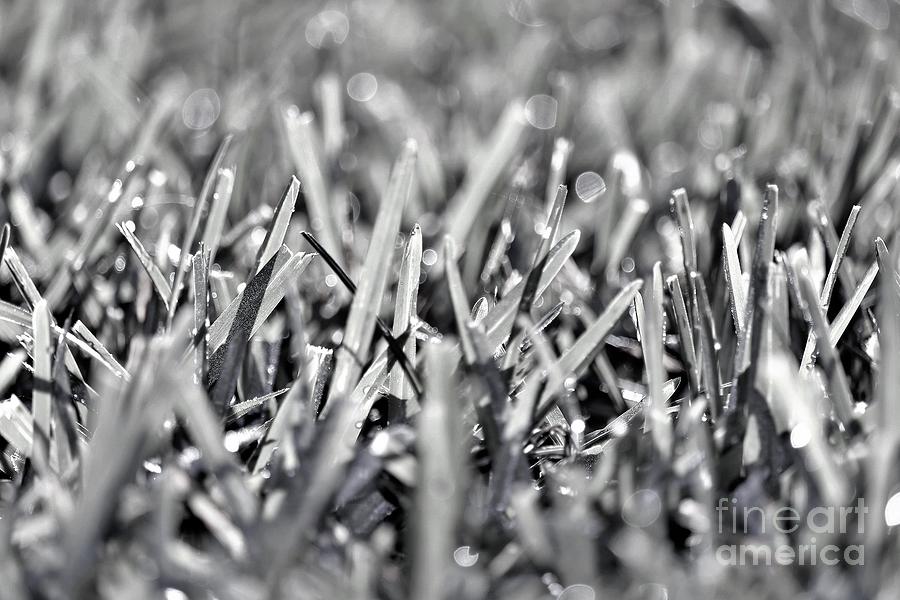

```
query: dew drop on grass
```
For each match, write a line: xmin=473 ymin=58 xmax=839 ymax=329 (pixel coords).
xmin=574 ymin=171 xmax=606 ymax=203
xmin=525 ymin=94 xmax=558 ymax=130
xmin=347 ymin=73 xmax=378 ymax=102
xmin=621 ymin=489 xmax=661 ymax=528
xmin=453 ymin=546 xmax=479 ymax=567
xmin=224 ymin=431 xmax=240 ymax=453
xmin=182 ymin=89 xmax=220 ymax=130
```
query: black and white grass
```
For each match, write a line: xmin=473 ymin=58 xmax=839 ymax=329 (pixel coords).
xmin=1 ymin=1 xmax=900 ymax=598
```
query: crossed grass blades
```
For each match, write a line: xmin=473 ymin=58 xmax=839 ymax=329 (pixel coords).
xmin=1 ymin=1 xmax=900 ymax=599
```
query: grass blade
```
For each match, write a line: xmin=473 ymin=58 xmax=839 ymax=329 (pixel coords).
xmin=447 ymin=101 xmax=528 ymax=245
xmin=410 ymin=340 xmax=462 ymax=600
xmin=116 ymin=222 xmax=172 ymax=309
xmin=282 ymin=107 xmax=343 ymax=264
xmin=31 ymin=299 xmax=52 ymax=473
xmin=166 ymin=135 xmax=233 ymax=326
xmin=207 ymin=249 xmax=313 ymax=356
xmin=791 ymin=253 xmax=856 ymax=430
xmin=324 ymin=140 xmax=417 ymax=416
xmin=827 ymin=259 xmax=878 ymax=349
xmin=199 ymin=166 xmax=236 ymax=265
xmin=800 ymin=205 xmax=860 ymax=368
xmin=536 ymin=280 xmax=642 ymax=417
xmin=0 ymin=223 xmax=10 ymax=275
xmin=254 ymin=176 xmax=300 ymax=274
xmin=483 ymin=230 xmax=580 ymax=352
xmin=640 ymin=263 xmax=671 ymax=458
xmin=389 ymin=225 xmax=422 ymax=420
xmin=3 ymin=246 xmax=43 ymax=310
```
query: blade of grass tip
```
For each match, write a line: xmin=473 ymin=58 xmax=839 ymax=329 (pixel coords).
xmin=544 ymin=138 xmax=572 ymax=216
xmin=538 ymin=184 xmax=567 ymax=259
xmin=0 ymin=300 xmax=31 ymax=343
xmin=483 ymin=230 xmax=580 ymax=352
xmin=166 ymin=134 xmax=233 ymax=327
xmin=535 ymin=280 xmax=642 ymax=418
xmin=592 ymin=167 xmax=622 ymax=273
xmin=323 ymin=140 xmax=417 ymax=418
xmin=790 ymin=255 xmax=856 ymax=431
xmin=227 ymin=387 xmax=290 ymax=423
xmin=389 ymin=225 xmax=422 ymax=422
xmin=605 ymin=198 xmax=650 ymax=283
xmin=722 ymin=222 xmax=746 ymax=334
xmin=0 ymin=223 xmax=9 ymax=269
xmin=6 ymin=185 xmax=48 ymax=260
xmin=812 ymin=200 xmax=858 ymax=299
xmin=71 ymin=321 xmax=129 ymax=381
xmin=254 ymin=176 xmax=300 ymax=274
xmin=800 ymin=205 xmax=862 ymax=368
xmin=3 ymin=246 xmax=42 ymax=310
xmin=671 ymin=188 xmax=698 ymax=276
xmin=447 ymin=101 xmax=528 ymax=245
xmin=31 ymin=299 xmax=52 ymax=473
xmin=198 ymin=165 xmax=236 ymax=266
xmin=821 ymin=205 xmax=860 ymax=309
xmin=302 ymin=231 xmax=423 ymax=399
xmin=666 ymin=274 xmax=700 ymax=398
xmin=411 ymin=339 xmax=463 ymax=600
xmin=640 ymin=263 xmax=671 ymax=458
xmin=729 ymin=184 xmax=778 ymax=413
xmin=116 ymin=222 xmax=172 ymax=309
xmin=282 ymin=106 xmax=344 ymax=265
